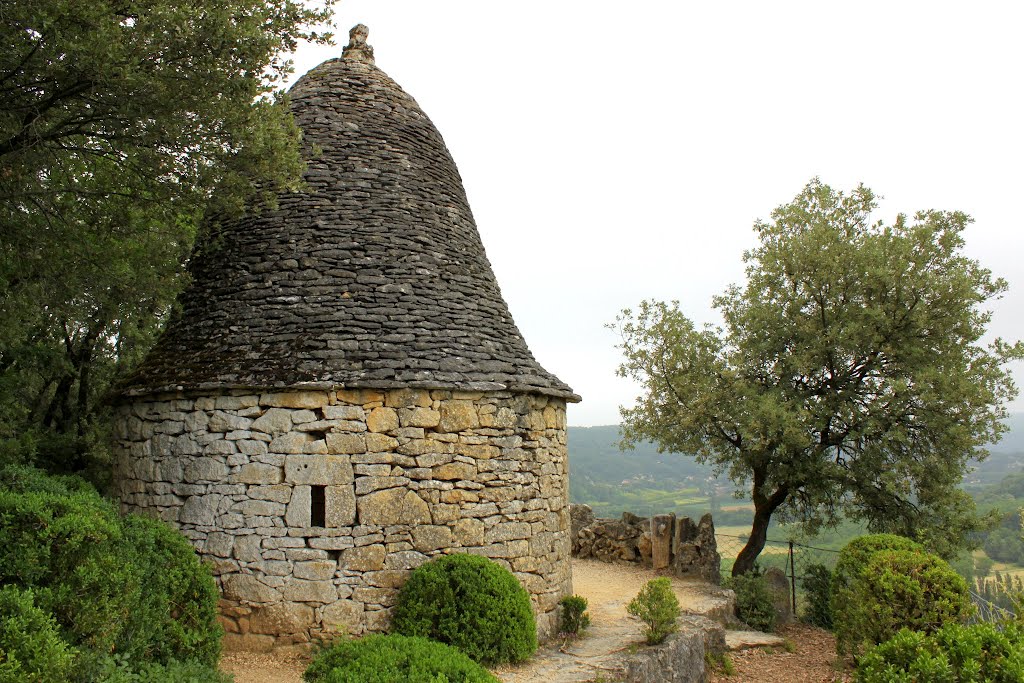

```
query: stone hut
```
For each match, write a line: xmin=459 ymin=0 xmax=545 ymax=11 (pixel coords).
xmin=112 ymin=26 xmax=580 ymax=649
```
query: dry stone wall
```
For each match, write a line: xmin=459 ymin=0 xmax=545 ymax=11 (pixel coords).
xmin=570 ymin=505 xmax=720 ymax=584
xmin=113 ymin=387 xmax=571 ymax=649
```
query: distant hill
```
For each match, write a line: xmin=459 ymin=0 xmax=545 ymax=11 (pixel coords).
xmin=570 ymin=411 xmax=1024 ymax=494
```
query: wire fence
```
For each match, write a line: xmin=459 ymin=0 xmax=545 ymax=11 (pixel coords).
xmin=715 ymin=533 xmax=840 ymax=615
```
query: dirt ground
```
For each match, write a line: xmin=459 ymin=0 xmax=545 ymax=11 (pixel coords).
xmin=221 ymin=559 xmax=848 ymax=682
xmin=710 ymin=623 xmax=852 ymax=683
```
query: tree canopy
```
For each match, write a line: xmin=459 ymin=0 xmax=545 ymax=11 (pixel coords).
xmin=613 ymin=180 xmax=1023 ymax=574
xmin=0 ymin=0 xmax=334 ymax=475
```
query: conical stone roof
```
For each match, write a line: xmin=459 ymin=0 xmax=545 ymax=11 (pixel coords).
xmin=121 ymin=27 xmax=578 ymax=401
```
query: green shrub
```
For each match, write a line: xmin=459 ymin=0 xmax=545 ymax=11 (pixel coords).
xmin=0 ymin=466 xmax=222 ymax=679
xmin=303 ymin=634 xmax=498 ymax=683
xmin=831 ymin=534 xmax=925 ymax=656
xmin=0 ymin=585 xmax=77 ymax=683
xmin=92 ymin=656 xmax=234 ymax=683
xmin=390 ymin=554 xmax=537 ymax=665
xmin=724 ymin=571 xmax=776 ymax=632
xmin=837 ymin=548 xmax=972 ymax=659
xmin=801 ymin=563 xmax=833 ymax=629
xmin=855 ymin=622 xmax=1024 ymax=682
xmin=558 ymin=595 xmax=591 ymax=636
xmin=119 ymin=515 xmax=222 ymax=666
xmin=626 ymin=578 xmax=681 ymax=645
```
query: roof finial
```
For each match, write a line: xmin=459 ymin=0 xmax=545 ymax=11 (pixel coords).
xmin=342 ymin=24 xmax=375 ymax=64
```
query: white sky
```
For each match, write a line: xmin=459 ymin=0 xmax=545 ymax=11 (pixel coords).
xmin=289 ymin=1 xmax=1024 ymax=427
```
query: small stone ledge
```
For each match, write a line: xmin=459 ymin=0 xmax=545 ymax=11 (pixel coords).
xmin=620 ymin=617 xmax=725 ymax=683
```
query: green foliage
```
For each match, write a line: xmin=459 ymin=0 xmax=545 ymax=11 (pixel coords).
xmin=390 ymin=554 xmax=537 ymax=666
xmin=0 ymin=466 xmax=222 ymax=680
xmin=855 ymin=623 xmax=1024 ymax=682
xmin=800 ymin=563 xmax=834 ymax=629
xmin=558 ymin=595 xmax=591 ymax=636
xmin=0 ymin=0 xmax=335 ymax=477
xmin=91 ymin=657 xmax=233 ymax=683
xmin=626 ymin=578 xmax=681 ymax=645
xmin=303 ymin=634 xmax=498 ymax=683
xmin=0 ymin=585 xmax=77 ymax=683
xmin=613 ymin=180 xmax=1022 ymax=574
xmin=724 ymin=571 xmax=776 ymax=632
xmin=834 ymin=547 xmax=973 ymax=659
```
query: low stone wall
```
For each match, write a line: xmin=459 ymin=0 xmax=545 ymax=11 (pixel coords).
xmin=569 ymin=505 xmax=720 ymax=584
xmin=622 ymin=615 xmax=725 ymax=683
xmin=112 ymin=388 xmax=571 ymax=648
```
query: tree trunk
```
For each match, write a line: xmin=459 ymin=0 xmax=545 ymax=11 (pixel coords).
xmin=732 ymin=505 xmax=773 ymax=576
xmin=732 ymin=470 xmax=790 ymax=576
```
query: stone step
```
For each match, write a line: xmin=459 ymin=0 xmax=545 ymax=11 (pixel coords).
xmin=725 ymin=630 xmax=788 ymax=651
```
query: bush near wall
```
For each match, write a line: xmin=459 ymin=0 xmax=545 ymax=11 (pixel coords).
xmin=303 ymin=634 xmax=498 ymax=683
xmin=391 ymin=553 xmax=537 ymax=666
xmin=831 ymin=534 xmax=971 ymax=658
xmin=0 ymin=465 xmax=225 ymax=682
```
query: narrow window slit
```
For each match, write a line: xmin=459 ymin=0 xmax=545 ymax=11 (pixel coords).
xmin=311 ymin=485 xmax=327 ymax=527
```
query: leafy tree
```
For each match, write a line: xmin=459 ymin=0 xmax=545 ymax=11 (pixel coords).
xmin=614 ymin=180 xmax=1022 ymax=575
xmin=0 ymin=0 xmax=334 ymax=475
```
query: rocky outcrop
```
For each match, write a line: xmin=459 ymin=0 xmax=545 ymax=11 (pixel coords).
xmin=570 ymin=505 xmax=720 ymax=584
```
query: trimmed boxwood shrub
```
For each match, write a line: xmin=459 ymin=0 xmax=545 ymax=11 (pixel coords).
xmin=0 ymin=585 xmax=77 ymax=683
xmin=303 ymin=634 xmax=499 ymax=683
xmin=390 ymin=554 xmax=537 ymax=665
xmin=0 ymin=465 xmax=223 ymax=681
xmin=831 ymin=534 xmax=925 ymax=656
xmin=855 ymin=622 xmax=1024 ymax=682
xmin=836 ymin=548 xmax=972 ymax=658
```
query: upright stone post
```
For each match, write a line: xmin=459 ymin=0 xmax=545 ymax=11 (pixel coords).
xmin=651 ymin=513 xmax=675 ymax=570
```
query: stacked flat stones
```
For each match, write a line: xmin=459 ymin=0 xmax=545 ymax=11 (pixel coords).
xmin=113 ymin=26 xmax=579 ymax=650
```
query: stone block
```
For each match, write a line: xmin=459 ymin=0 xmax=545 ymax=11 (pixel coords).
xmin=260 ymin=392 xmax=329 ymax=409
xmin=249 ymin=602 xmax=314 ymax=635
xmin=412 ymin=525 xmax=454 ymax=552
xmin=232 ymin=463 xmax=282 ymax=485
xmin=234 ymin=535 xmax=262 ymax=562
xmin=294 ymin=560 xmax=337 ymax=581
xmin=454 ymin=518 xmax=485 ymax=546
xmin=184 ymin=457 xmax=229 ymax=483
xmin=383 ymin=550 xmax=429 ymax=570
xmin=269 ymin=432 xmax=308 ymax=454
xmin=208 ymin=411 xmax=254 ymax=433
xmin=433 ymin=461 xmax=476 ymax=481
xmin=323 ymin=405 xmax=365 ymax=420
xmin=365 ymin=433 xmax=399 ymax=451
xmin=251 ymin=408 xmax=293 ymax=435
xmin=326 ymin=485 xmax=356 ymax=527
xmin=286 ymin=486 xmax=311 ymax=527
xmin=366 ymin=407 xmax=398 ymax=433
xmin=205 ymin=532 xmax=235 ymax=558
xmin=282 ymin=579 xmax=337 ymax=603
xmin=363 ymin=570 xmax=410 ymax=589
xmin=180 ymin=494 xmax=222 ymax=526
xmin=484 ymin=522 xmax=532 ymax=543
xmin=248 ymin=485 xmax=291 ymax=503
xmin=222 ymin=574 xmax=281 ymax=603
xmin=322 ymin=599 xmax=363 ymax=634
xmin=384 ymin=389 xmax=430 ymax=408
xmin=357 ymin=489 xmax=431 ymax=526
xmin=285 ymin=454 xmax=354 ymax=485
xmin=342 ymin=544 xmax=385 ymax=571
xmin=439 ymin=400 xmax=479 ymax=432
xmin=235 ymin=500 xmax=286 ymax=517
xmin=326 ymin=433 xmax=366 ymax=455
xmin=215 ymin=396 xmax=259 ymax=410
xmin=399 ymin=407 xmax=440 ymax=428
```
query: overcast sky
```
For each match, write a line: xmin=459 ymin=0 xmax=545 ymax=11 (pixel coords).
xmin=288 ymin=2 xmax=1024 ymax=427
